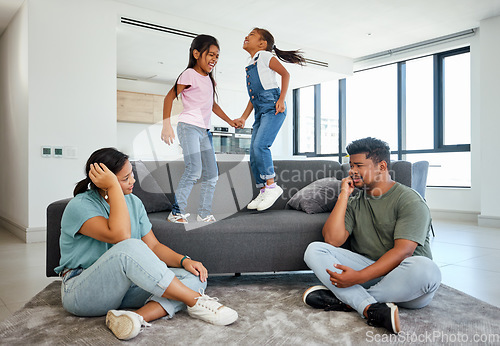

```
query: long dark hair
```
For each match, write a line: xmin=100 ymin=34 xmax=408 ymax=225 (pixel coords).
xmin=73 ymin=148 xmax=129 ymax=197
xmin=253 ymin=28 xmax=306 ymax=66
xmin=174 ymin=34 xmax=219 ymax=99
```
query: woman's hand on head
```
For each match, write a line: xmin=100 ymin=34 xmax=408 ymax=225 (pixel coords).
xmin=183 ymin=259 xmax=208 ymax=283
xmin=88 ymin=163 xmax=119 ymax=192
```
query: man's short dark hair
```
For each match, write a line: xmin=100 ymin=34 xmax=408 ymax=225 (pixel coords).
xmin=346 ymin=137 xmax=391 ymax=165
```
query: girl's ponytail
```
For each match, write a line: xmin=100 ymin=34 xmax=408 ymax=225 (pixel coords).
xmin=254 ymin=28 xmax=306 ymax=66
xmin=73 ymin=177 xmax=91 ymax=197
xmin=273 ymin=45 xmax=306 ymax=66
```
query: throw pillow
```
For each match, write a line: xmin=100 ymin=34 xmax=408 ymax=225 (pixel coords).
xmin=285 ymin=177 xmax=344 ymax=214
xmin=131 ymin=161 xmax=172 ymax=213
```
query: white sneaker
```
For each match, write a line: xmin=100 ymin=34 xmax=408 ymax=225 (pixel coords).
xmin=257 ymin=185 xmax=283 ymax=211
xmin=187 ymin=289 xmax=238 ymax=326
xmin=197 ymin=215 xmax=217 ymax=222
xmin=168 ymin=212 xmax=190 ymax=224
xmin=106 ymin=310 xmax=151 ymax=340
xmin=247 ymin=189 xmax=265 ymax=209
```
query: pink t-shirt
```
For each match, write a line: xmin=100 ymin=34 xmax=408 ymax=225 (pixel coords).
xmin=177 ymin=68 xmax=214 ymax=129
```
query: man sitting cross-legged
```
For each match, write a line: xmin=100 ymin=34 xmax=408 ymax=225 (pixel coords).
xmin=303 ymin=137 xmax=441 ymax=334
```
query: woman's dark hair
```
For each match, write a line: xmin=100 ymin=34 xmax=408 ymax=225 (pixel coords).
xmin=346 ymin=137 xmax=391 ymax=165
xmin=174 ymin=34 xmax=219 ymax=99
xmin=73 ymin=147 xmax=129 ymax=196
xmin=253 ymin=28 xmax=306 ymax=66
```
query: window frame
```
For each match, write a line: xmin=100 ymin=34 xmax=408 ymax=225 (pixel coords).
xmin=293 ymin=46 xmax=471 ymax=164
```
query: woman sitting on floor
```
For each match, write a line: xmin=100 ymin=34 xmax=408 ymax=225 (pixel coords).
xmin=56 ymin=147 xmax=237 ymax=340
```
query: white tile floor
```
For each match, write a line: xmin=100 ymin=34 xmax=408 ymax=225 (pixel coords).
xmin=0 ymin=219 xmax=499 ymax=323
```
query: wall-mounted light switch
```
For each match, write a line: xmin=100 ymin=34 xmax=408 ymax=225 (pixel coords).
xmin=53 ymin=146 xmax=63 ymax=158
xmin=64 ymin=146 xmax=78 ymax=159
xmin=41 ymin=146 xmax=52 ymax=157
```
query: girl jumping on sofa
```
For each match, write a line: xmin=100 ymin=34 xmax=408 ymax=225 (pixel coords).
xmin=235 ymin=28 xmax=305 ymax=211
xmin=161 ymin=34 xmax=238 ymax=224
xmin=56 ymin=147 xmax=238 ymax=341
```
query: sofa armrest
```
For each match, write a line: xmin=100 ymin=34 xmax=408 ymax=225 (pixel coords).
xmin=389 ymin=161 xmax=412 ymax=187
xmin=46 ymin=198 xmax=72 ymax=277
xmin=411 ymin=161 xmax=430 ymax=199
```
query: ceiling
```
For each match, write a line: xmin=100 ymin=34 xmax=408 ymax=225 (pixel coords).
xmin=2 ymin=0 xmax=500 ymax=87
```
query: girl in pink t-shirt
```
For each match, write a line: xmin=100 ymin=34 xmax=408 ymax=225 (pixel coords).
xmin=161 ymin=34 xmax=237 ymax=224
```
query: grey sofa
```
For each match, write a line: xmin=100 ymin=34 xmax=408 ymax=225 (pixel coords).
xmin=46 ymin=159 xmax=428 ymax=277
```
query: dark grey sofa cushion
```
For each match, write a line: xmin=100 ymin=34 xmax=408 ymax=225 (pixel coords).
xmin=148 ymin=209 xmax=328 ymax=274
xmin=286 ymin=177 xmax=342 ymax=214
xmin=131 ymin=161 xmax=172 ymax=213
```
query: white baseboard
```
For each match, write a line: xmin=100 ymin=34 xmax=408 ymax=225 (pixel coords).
xmin=430 ymin=209 xmax=479 ymax=223
xmin=0 ymin=216 xmax=46 ymax=243
xmin=477 ymin=215 xmax=500 ymax=228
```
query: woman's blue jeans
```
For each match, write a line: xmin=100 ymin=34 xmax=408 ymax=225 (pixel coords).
xmin=172 ymin=122 xmax=218 ymax=217
xmin=304 ymin=241 xmax=441 ymax=317
xmin=60 ymin=239 xmax=207 ymax=317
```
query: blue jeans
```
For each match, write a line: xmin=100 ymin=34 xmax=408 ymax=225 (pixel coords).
xmin=304 ymin=241 xmax=441 ymax=317
xmin=172 ymin=122 xmax=218 ymax=217
xmin=250 ymin=95 xmax=286 ymax=188
xmin=61 ymin=239 xmax=207 ymax=317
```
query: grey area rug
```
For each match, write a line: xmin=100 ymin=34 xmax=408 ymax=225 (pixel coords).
xmin=1 ymin=273 xmax=499 ymax=345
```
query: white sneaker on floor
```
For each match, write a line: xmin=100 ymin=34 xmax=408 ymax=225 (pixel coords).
xmin=106 ymin=310 xmax=151 ymax=340
xmin=197 ymin=215 xmax=217 ymax=222
xmin=247 ymin=190 xmax=265 ymax=209
xmin=257 ymin=185 xmax=283 ymax=211
xmin=168 ymin=212 xmax=190 ymax=224
xmin=187 ymin=289 xmax=238 ymax=326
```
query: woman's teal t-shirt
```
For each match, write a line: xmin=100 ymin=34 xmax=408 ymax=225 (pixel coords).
xmin=55 ymin=189 xmax=152 ymax=273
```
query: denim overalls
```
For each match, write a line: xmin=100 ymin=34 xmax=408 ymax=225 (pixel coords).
xmin=246 ymin=53 xmax=286 ymax=188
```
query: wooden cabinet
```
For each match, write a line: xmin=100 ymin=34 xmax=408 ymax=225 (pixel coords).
xmin=117 ymin=90 xmax=182 ymax=124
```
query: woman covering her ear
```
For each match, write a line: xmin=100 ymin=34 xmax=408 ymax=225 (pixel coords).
xmin=57 ymin=147 xmax=238 ymax=341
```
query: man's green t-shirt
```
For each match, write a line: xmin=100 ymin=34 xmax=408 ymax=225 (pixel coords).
xmin=345 ymin=182 xmax=433 ymax=261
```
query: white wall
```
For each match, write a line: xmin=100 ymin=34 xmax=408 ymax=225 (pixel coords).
xmin=478 ymin=16 xmax=500 ymax=227
xmin=0 ymin=1 xmax=29 ymax=232
xmin=26 ymin=0 xmax=117 ymax=240
xmin=0 ymin=0 xmax=117 ymax=241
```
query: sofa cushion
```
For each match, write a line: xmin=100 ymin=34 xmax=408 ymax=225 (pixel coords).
xmin=131 ymin=161 xmax=172 ymax=213
xmin=148 ymin=209 xmax=328 ymax=274
xmin=286 ymin=177 xmax=343 ymax=214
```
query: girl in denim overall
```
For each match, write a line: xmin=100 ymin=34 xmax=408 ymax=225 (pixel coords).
xmin=161 ymin=35 xmax=238 ymax=224
xmin=236 ymin=28 xmax=305 ymax=211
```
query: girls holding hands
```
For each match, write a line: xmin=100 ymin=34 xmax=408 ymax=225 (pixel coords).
xmin=57 ymin=148 xmax=238 ymax=341
xmin=161 ymin=34 xmax=238 ymax=224
xmin=236 ymin=28 xmax=305 ymax=211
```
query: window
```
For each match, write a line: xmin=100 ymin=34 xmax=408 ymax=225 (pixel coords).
xmin=319 ymin=81 xmax=339 ymax=155
xmin=442 ymin=52 xmax=471 ymax=146
xmin=293 ymin=47 xmax=471 ymax=187
xmin=345 ymin=64 xmax=398 ymax=151
xmin=293 ymin=83 xmax=339 ymax=156
xmin=295 ymin=86 xmax=315 ymax=153
xmin=405 ymin=56 xmax=434 ymax=150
